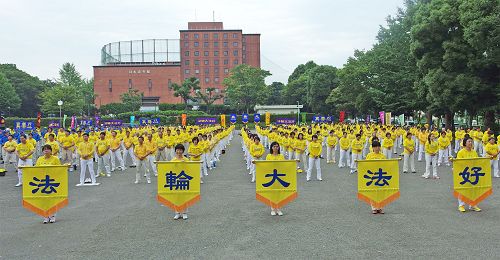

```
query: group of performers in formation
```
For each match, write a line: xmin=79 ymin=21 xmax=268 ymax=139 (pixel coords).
xmin=1 ymin=122 xmax=499 ymax=221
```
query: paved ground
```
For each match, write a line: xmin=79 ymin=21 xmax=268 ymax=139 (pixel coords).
xmin=1 ymin=133 xmax=500 ymax=259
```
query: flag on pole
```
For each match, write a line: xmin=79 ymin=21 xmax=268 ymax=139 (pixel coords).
xmin=379 ymin=111 xmax=385 ymax=125
xmin=156 ymin=161 xmax=201 ymax=212
xmin=451 ymin=157 xmax=492 ymax=206
xmin=357 ymin=159 xmax=400 ymax=208
xmin=255 ymin=160 xmax=297 ymax=208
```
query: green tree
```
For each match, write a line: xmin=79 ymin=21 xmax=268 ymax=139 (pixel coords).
xmin=120 ymin=88 xmax=143 ymax=112
xmin=39 ymin=85 xmax=85 ymax=116
xmin=282 ymin=76 xmax=308 ymax=109
xmin=0 ymin=64 xmax=46 ymax=117
xmin=306 ymin=65 xmax=338 ymax=114
xmin=195 ymin=87 xmax=224 ymax=113
xmin=58 ymin=62 xmax=84 ymax=88
xmin=287 ymin=61 xmax=318 ymax=83
xmin=264 ymin=82 xmax=285 ymax=105
xmin=170 ymin=77 xmax=201 ymax=110
xmin=223 ymin=64 xmax=271 ymax=113
xmin=0 ymin=72 xmax=22 ymax=115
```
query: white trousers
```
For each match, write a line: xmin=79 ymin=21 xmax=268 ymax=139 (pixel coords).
xmin=350 ymin=153 xmax=362 ymax=171
xmin=326 ymin=146 xmax=336 ymax=162
xmin=3 ymin=151 xmax=17 ymax=169
xmin=61 ymin=148 xmax=73 ymax=165
xmin=491 ymin=159 xmax=499 ymax=177
xmin=424 ymin=154 xmax=438 ymax=178
xmin=418 ymin=143 xmax=425 ymax=161
xmin=136 ymin=159 xmax=150 ymax=182
xmin=438 ymin=148 xmax=450 ymax=165
xmin=80 ymin=159 xmax=96 ymax=184
xmin=382 ymin=148 xmax=392 ymax=159
xmin=110 ymin=149 xmax=125 ymax=169
xmin=97 ymin=152 xmax=111 ymax=174
xmin=123 ymin=147 xmax=137 ymax=166
xmin=338 ymin=149 xmax=350 ymax=167
xmin=403 ymin=153 xmax=416 ymax=172
xmin=307 ymin=157 xmax=321 ymax=180
xmin=295 ymin=151 xmax=307 ymax=170
xmin=147 ymin=155 xmax=157 ymax=175
xmin=156 ymin=149 xmax=168 ymax=161
xmin=17 ymin=158 xmax=33 ymax=184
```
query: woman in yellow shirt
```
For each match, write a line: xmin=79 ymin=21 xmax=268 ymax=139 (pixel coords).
xmin=265 ymin=141 xmax=286 ymax=216
xmin=306 ymin=135 xmax=322 ymax=181
xmin=484 ymin=137 xmax=499 ymax=178
xmin=422 ymin=133 xmax=439 ymax=179
xmin=338 ymin=132 xmax=350 ymax=168
xmin=365 ymin=140 xmax=386 ymax=214
xmin=455 ymin=137 xmax=482 ymax=212
xmin=36 ymin=144 xmax=62 ymax=223
xmin=381 ymin=132 xmax=394 ymax=159
xmin=403 ymin=132 xmax=416 ymax=173
xmin=294 ymin=133 xmax=307 ymax=173
xmin=188 ymin=137 xmax=204 ymax=184
xmin=15 ymin=134 xmax=35 ymax=187
xmin=77 ymin=133 xmax=96 ymax=186
xmin=437 ymin=131 xmax=451 ymax=167
xmin=326 ymin=130 xmax=337 ymax=164
xmin=171 ymin=144 xmax=190 ymax=220
xmin=249 ymin=136 xmax=265 ymax=183
xmin=350 ymin=134 xmax=364 ymax=174
xmin=134 ymin=136 xmax=151 ymax=184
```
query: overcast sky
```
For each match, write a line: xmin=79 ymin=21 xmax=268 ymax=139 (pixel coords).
xmin=0 ymin=0 xmax=404 ymax=84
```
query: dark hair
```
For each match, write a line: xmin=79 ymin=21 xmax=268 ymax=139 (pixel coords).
xmin=83 ymin=133 xmax=89 ymax=137
xmin=192 ymin=137 xmax=199 ymax=143
xmin=355 ymin=134 xmax=361 ymax=138
xmin=138 ymin=136 xmax=144 ymax=140
xmin=100 ymin=132 xmax=106 ymax=136
xmin=372 ymin=141 xmax=381 ymax=148
xmin=42 ymin=144 xmax=52 ymax=151
xmin=49 ymin=133 xmax=55 ymax=138
xmin=254 ymin=136 xmax=260 ymax=141
xmin=175 ymin=144 xmax=185 ymax=152
xmin=20 ymin=134 xmax=27 ymax=139
xmin=269 ymin=141 xmax=280 ymax=154
xmin=312 ymin=134 xmax=318 ymax=140
xmin=463 ymin=137 xmax=472 ymax=147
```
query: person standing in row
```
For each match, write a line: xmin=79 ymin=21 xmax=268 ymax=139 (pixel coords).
xmin=134 ymin=136 xmax=151 ymax=184
xmin=350 ymin=134 xmax=364 ymax=174
xmin=366 ymin=140 xmax=386 ymax=214
xmin=249 ymin=136 xmax=264 ymax=183
xmin=77 ymin=133 xmax=96 ymax=186
xmin=484 ymin=137 xmax=499 ymax=178
xmin=266 ymin=141 xmax=285 ymax=216
xmin=15 ymin=135 xmax=35 ymax=187
xmin=96 ymin=132 xmax=112 ymax=177
xmin=403 ymin=132 xmax=416 ymax=174
xmin=326 ymin=130 xmax=337 ymax=164
xmin=306 ymin=135 xmax=322 ymax=181
xmin=171 ymin=144 xmax=190 ymax=220
xmin=60 ymin=130 xmax=75 ymax=172
xmin=36 ymin=144 xmax=62 ymax=223
xmin=188 ymin=137 xmax=204 ymax=184
xmin=455 ymin=137 xmax=482 ymax=212
xmin=422 ymin=133 xmax=439 ymax=179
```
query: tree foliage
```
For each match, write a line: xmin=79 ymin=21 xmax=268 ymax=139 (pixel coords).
xmin=170 ymin=77 xmax=200 ymax=110
xmin=195 ymin=87 xmax=224 ymax=113
xmin=0 ymin=72 xmax=22 ymax=114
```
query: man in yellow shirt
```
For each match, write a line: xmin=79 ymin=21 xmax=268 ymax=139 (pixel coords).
xmin=15 ymin=135 xmax=35 ymax=187
xmin=338 ymin=132 xmax=350 ymax=168
xmin=326 ymin=130 xmax=337 ymax=164
xmin=155 ymin=131 xmax=168 ymax=161
xmin=2 ymin=135 xmax=18 ymax=171
xmin=249 ymin=136 xmax=264 ymax=183
xmin=134 ymin=136 xmax=151 ymax=184
xmin=77 ymin=133 xmax=97 ymax=185
xmin=350 ymin=134 xmax=364 ymax=174
xmin=122 ymin=130 xmax=137 ymax=167
xmin=59 ymin=130 xmax=75 ymax=172
xmin=403 ymin=132 xmax=416 ymax=173
xmin=145 ymin=133 xmax=158 ymax=177
xmin=306 ymin=134 xmax=322 ymax=181
xmin=484 ymin=137 xmax=499 ymax=178
xmin=109 ymin=131 xmax=125 ymax=171
xmin=95 ymin=132 xmax=111 ymax=177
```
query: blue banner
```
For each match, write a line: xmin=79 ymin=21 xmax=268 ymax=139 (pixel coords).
xmin=14 ymin=120 xmax=35 ymax=131
xmin=242 ymin=114 xmax=249 ymax=124
xmin=254 ymin=114 xmax=261 ymax=123
xmin=103 ymin=120 xmax=123 ymax=126
xmin=48 ymin=121 xmax=60 ymax=129
xmin=80 ymin=120 xmax=93 ymax=127
xmin=195 ymin=117 xmax=217 ymax=125
xmin=229 ymin=114 xmax=237 ymax=124
xmin=139 ymin=118 xmax=160 ymax=126
xmin=275 ymin=118 xmax=296 ymax=125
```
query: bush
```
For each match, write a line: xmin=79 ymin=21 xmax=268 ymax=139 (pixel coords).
xmin=99 ymin=103 xmax=130 ymax=115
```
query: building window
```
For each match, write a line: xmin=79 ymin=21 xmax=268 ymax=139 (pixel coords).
xmin=204 ymin=42 xmax=209 ymax=47
xmin=233 ymin=33 xmax=237 ymax=38
xmin=194 ymin=42 xmax=199 ymax=47
xmin=194 ymin=60 xmax=200 ymax=65
xmin=194 ymin=51 xmax=199 ymax=56
xmin=195 ymin=69 xmax=200 ymax=74
xmin=214 ymin=51 xmax=219 ymax=56
xmin=243 ymin=54 xmax=246 ymax=59
xmin=223 ymin=42 xmax=228 ymax=47
xmin=194 ymin=33 xmax=199 ymax=39
xmin=233 ymin=42 xmax=238 ymax=47
xmin=224 ymin=59 xmax=229 ymax=65
xmin=185 ymin=51 xmax=190 ymax=56
xmin=214 ymin=33 xmax=218 ymax=39
xmin=214 ymin=41 xmax=219 ymax=47
xmin=184 ymin=41 xmax=189 ymax=47
xmin=214 ymin=60 xmax=219 ymax=65
xmin=215 ymin=88 xmax=220 ymax=93
xmin=148 ymin=79 xmax=152 ymax=90
xmin=108 ymin=80 xmax=112 ymax=92
xmin=185 ymin=69 xmax=190 ymax=74
xmin=204 ymin=60 xmax=209 ymax=65
xmin=233 ymin=59 xmax=239 ymax=65
xmin=184 ymin=33 xmax=189 ymax=39
xmin=205 ymin=77 xmax=210 ymax=83
xmin=128 ymin=79 xmax=132 ymax=89
xmin=215 ymin=77 xmax=219 ymax=83
xmin=204 ymin=51 xmax=209 ymax=56
xmin=205 ymin=68 xmax=209 ymax=74
xmin=204 ymin=33 xmax=209 ymax=39
xmin=214 ymin=68 xmax=219 ymax=73
xmin=233 ymin=50 xmax=238 ymax=56
xmin=224 ymin=68 xmax=229 ymax=73
xmin=168 ymin=79 xmax=172 ymax=88
xmin=223 ymin=51 xmax=228 ymax=56
xmin=185 ymin=60 xmax=190 ymax=65
xmin=223 ymin=33 xmax=228 ymax=39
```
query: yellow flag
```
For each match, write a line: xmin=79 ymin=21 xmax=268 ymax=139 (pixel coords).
xmin=22 ymin=165 xmax=69 ymax=217
xmin=357 ymin=159 xmax=400 ymax=208
xmin=265 ymin=112 xmax=271 ymax=126
xmin=157 ymin=161 xmax=201 ymax=212
xmin=255 ymin=160 xmax=297 ymax=208
xmin=452 ymin=157 xmax=492 ymax=205
xmin=220 ymin=114 xmax=226 ymax=128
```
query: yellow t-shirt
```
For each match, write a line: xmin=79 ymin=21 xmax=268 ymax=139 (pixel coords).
xmin=134 ymin=144 xmax=149 ymax=160
xmin=17 ymin=142 xmax=35 ymax=159
xmin=403 ymin=138 xmax=415 ymax=155
xmin=366 ymin=152 xmax=386 ymax=160
xmin=78 ymin=141 xmax=95 ymax=158
xmin=171 ymin=156 xmax=189 ymax=162
xmin=456 ymin=148 xmax=478 ymax=159
xmin=382 ymin=138 xmax=394 ymax=149
xmin=484 ymin=143 xmax=499 ymax=160
xmin=266 ymin=154 xmax=285 ymax=160
xmin=3 ymin=140 xmax=17 ymax=152
xmin=308 ymin=141 xmax=322 ymax=158
xmin=36 ymin=155 xmax=61 ymax=166
xmin=250 ymin=143 xmax=265 ymax=158
xmin=188 ymin=143 xmax=203 ymax=161
xmin=60 ymin=135 xmax=75 ymax=148
xmin=327 ymin=135 xmax=337 ymax=146
xmin=425 ymin=140 xmax=439 ymax=154
xmin=96 ymin=139 xmax=110 ymax=154
xmin=339 ymin=137 xmax=350 ymax=150
xmin=110 ymin=137 xmax=122 ymax=150
xmin=351 ymin=139 xmax=364 ymax=154
xmin=45 ymin=140 xmax=60 ymax=155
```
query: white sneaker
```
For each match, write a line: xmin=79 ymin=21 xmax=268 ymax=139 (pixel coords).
xmin=111 ymin=168 xmax=115 ymax=172
xmin=76 ymin=183 xmax=83 ymax=187
xmin=173 ymin=213 xmax=181 ymax=220
xmin=154 ymin=173 xmax=158 ymax=177
xmin=69 ymin=168 xmax=74 ymax=172
xmin=317 ymin=178 xmax=323 ymax=181
xmin=43 ymin=217 xmax=49 ymax=224
xmin=200 ymin=180 xmax=204 ymax=184
xmin=15 ymin=183 xmax=22 ymax=187
xmin=49 ymin=216 xmax=55 ymax=223
xmin=134 ymin=180 xmax=139 ymax=184
xmin=271 ymin=210 xmax=276 ymax=216
xmin=306 ymin=178 xmax=311 ymax=182
xmin=251 ymin=177 xmax=255 ymax=183
xmin=147 ymin=179 xmax=151 ymax=184
xmin=277 ymin=209 xmax=283 ymax=216
xmin=84 ymin=178 xmax=91 ymax=183
xmin=106 ymin=174 xmax=111 ymax=177
xmin=182 ymin=213 xmax=188 ymax=220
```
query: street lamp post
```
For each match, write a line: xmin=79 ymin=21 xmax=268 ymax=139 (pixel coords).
xmin=58 ymin=100 xmax=63 ymax=126
xmin=297 ymin=101 xmax=300 ymax=125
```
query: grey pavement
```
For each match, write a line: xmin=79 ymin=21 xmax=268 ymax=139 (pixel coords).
xmin=1 ymin=134 xmax=500 ymax=259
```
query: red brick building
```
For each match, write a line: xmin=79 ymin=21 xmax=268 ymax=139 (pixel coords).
xmin=93 ymin=22 xmax=260 ymax=108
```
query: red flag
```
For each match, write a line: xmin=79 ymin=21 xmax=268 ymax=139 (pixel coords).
xmin=339 ymin=111 xmax=345 ymax=123
xmin=36 ymin=112 xmax=42 ymax=128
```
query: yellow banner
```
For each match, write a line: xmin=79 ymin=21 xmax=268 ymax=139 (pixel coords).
xmin=357 ymin=159 xmax=400 ymax=208
xmin=157 ymin=161 xmax=201 ymax=212
xmin=265 ymin=112 xmax=271 ymax=126
xmin=220 ymin=114 xmax=226 ymax=128
xmin=22 ymin=165 xmax=68 ymax=217
xmin=452 ymin=157 xmax=492 ymax=205
xmin=385 ymin=112 xmax=392 ymax=125
xmin=255 ymin=160 xmax=297 ymax=208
